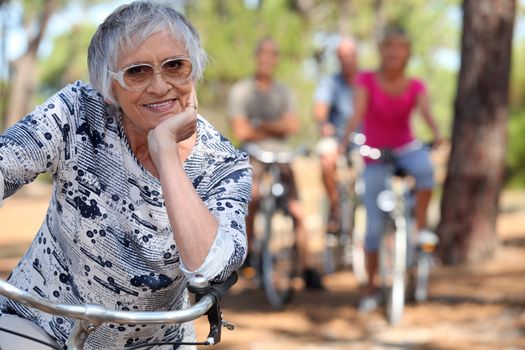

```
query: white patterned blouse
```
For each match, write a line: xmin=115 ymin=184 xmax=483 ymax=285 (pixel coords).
xmin=0 ymin=81 xmax=251 ymax=349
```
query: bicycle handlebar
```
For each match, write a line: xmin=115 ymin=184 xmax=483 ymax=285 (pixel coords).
xmin=243 ymin=143 xmax=309 ymax=164
xmin=0 ymin=272 xmax=238 ymax=349
xmin=0 ymin=278 xmax=213 ymax=324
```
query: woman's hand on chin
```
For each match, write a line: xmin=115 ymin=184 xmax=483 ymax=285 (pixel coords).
xmin=147 ymin=87 xmax=198 ymax=168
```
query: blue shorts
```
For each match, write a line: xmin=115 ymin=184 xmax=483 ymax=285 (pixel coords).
xmin=362 ymin=146 xmax=434 ymax=251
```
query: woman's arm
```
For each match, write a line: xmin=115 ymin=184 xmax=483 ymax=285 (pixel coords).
xmin=416 ymin=92 xmax=443 ymax=146
xmin=147 ymin=106 xmax=219 ymax=271
xmin=0 ymin=84 xmax=77 ymax=205
xmin=148 ymin=89 xmax=251 ymax=275
xmin=150 ymin=123 xmax=251 ymax=277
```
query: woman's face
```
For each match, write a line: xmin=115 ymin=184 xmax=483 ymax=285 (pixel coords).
xmin=112 ymin=30 xmax=193 ymax=134
xmin=379 ymin=35 xmax=411 ymax=73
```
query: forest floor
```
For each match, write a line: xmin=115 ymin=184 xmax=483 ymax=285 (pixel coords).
xmin=0 ymin=153 xmax=523 ymax=349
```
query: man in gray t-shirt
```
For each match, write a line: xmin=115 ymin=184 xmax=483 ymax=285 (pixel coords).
xmin=228 ymin=37 xmax=323 ymax=289
xmin=229 ymin=77 xmax=295 ymax=150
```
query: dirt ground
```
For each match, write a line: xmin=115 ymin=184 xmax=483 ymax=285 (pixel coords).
xmin=0 ymin=156 xmax=524 ymax=350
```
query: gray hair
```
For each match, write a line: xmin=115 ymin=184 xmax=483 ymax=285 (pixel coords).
xmin=87 ymin=1 xmax=207 ymax=105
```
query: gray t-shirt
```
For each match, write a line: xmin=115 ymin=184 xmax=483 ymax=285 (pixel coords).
xmin=228 ymin=78 xmax=295 ymax=150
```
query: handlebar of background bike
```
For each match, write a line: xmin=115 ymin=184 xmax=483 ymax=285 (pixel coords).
xmin=243 ymin=143 xmax=309 ymax=164
xmin=348 ymin=133 xmax=435 ymax=162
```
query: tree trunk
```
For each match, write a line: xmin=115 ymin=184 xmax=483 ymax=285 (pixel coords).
xmin=4 ymin=0 xmax=57 ymax=130
xmin=437 ymin=0 xmax=515 ymax=264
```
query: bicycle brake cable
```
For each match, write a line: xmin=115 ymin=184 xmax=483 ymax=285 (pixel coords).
xmin=0 ymin=327 xmax=62 ymax=349
xmin=0 ymin=327 xmax=212 ymax=350
xmin=127 ymin=340 xmax=213 ymax=349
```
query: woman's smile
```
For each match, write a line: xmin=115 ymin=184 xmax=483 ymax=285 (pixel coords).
xmin=143 ymin=98 xmax=180 ymax=113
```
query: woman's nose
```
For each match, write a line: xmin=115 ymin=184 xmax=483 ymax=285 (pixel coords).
xmin=146 ymin=72 xmax=173 ymax=95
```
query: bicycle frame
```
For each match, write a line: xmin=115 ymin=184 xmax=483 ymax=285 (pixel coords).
xmin=371 ymin=140 xmax=437 ymax=324
xmin=377 ymin=178 xmax=410 ymax=325
xmin=322 ymin=135 xmax=367 ymax=283
xmin=243 ymin=143 xmax=303 ymax=309
xmin=0 ymin=272 xmax=237 ymax=349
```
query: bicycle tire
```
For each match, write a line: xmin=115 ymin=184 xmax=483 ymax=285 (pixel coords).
xmin=351 ymin=204 xmax=367 ymax=286
xmin=323 ymin=183 xmax=353 ymax=274
xmin=323 ymin=231 xmax=339 ymax=275
xmin=261 ymin=205 xmax=297 ymax=309
xmin=414 ymin=252 xmax=431 ymax=302
xmin=379 ymin=217 xmax=406 ymax=325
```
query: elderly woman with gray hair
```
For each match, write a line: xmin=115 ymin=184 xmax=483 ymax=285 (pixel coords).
xmin=0 ymin=1 xmax=251 ymax=349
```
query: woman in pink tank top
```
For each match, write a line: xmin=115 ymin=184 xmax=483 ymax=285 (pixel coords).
xmin=341 ymin=27 xmax=442 ymax=312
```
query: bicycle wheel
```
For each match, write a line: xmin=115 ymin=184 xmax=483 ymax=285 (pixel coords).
xmin=261 ymin=205 xmax=297 ymax=309
xmin=414 ymin=251 xmax=431 ymax=302
xmin=379 ymin=217 xmax=407 ymax=325
xmin=323 ymin=183 xmax=353 ymax=274
xmin=351 ymin=203 xmax=367 ymax=286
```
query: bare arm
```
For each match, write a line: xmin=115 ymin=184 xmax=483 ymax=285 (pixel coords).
xmin=416 ymin=92 xmax=443 ymax=147
xmin=314 ymin=102 xmax=335 ymax=137
xmin=340 ymin=85 xmax=367 ymax=151
xmin=231 ymin=112 xmax=299 ymax=142
xmin=258 ymin=112 xmax=299 ymax=136
xmin=147 ymin=91 xmax=218 ymax=271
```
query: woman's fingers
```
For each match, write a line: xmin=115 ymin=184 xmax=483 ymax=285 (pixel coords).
xmin=185 ymin=87 xmax=198 ymax=112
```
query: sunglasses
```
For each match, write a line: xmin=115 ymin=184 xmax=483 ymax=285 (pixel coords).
xmin=109 ymin=57 xmax=193 ymax=91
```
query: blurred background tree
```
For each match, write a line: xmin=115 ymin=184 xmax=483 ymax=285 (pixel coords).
xmin=0 ymin=0 xmax=104 ymax=129
xmin=438 ymin=0 xmax=516 ymax=263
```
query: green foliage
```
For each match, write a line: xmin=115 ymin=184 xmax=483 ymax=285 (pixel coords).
xmin=507 ymin=109 xmax=525 ymax=187
xmin=507 ymin=36 xmax=525 ymax=187
xmin=22 ymin=0 xmax=520 ymax=177
xmin=38 ymin=23 xmax=96 ymax=101
xmin=186 ymin=0 xmax=461 ymax=144
xmin=187 ymin=0 xmax=314 ymax=141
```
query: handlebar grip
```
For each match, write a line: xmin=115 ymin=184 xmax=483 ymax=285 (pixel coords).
xmin=187 ymin=272 xmax=238 ymax=345
xmin=187 ymin=272 xmax=238 ymax=302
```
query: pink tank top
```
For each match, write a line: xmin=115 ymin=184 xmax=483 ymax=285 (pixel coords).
xmin=357 ymin=71 xmax=425 ymax=149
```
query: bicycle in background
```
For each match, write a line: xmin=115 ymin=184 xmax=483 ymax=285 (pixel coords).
xmin=242 ymin=143 xmax=307 ymax=309
xmin=0 ymin=272 xmax=238 ymax=349
xmin=362 ymin=141 xmax=439 ymax=325
xmin=320 ymin=134 xmax=367 ymax=286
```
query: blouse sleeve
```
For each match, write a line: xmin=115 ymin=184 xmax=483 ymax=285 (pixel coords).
xmin=0 ymin=85 xmax=77 ymax=206
xmin=179 ymin=157 xmax=252 ymax=282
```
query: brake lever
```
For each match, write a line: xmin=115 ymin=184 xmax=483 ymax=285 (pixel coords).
xmin=187 ymin=272 xmax=238 ymax=345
